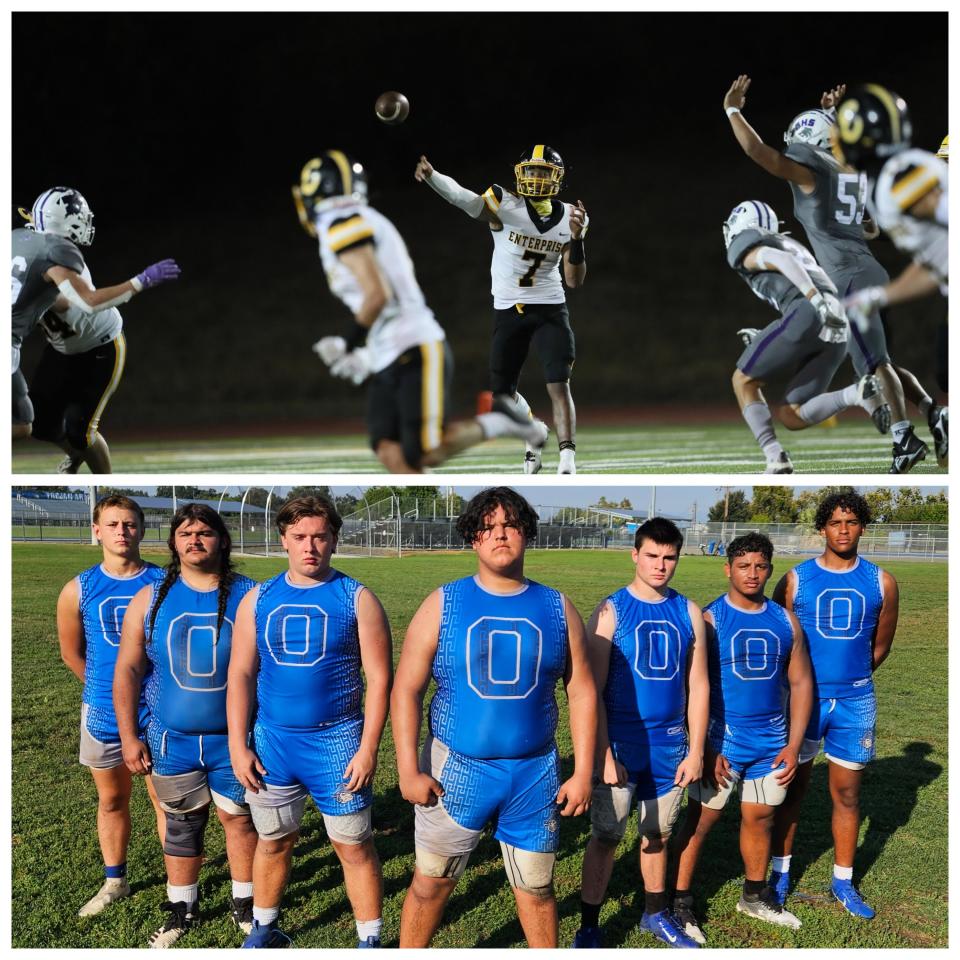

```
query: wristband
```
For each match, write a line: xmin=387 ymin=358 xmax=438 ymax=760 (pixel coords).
xmin=726 ymin=106 xmax=741 ymax=118
xmin=568 ymin=238 xmax=585 ymax=265
xmin=129 ymin=276 xmax=143 ymax=293
xmin=344 ymin=320 xmax=369 ymax=351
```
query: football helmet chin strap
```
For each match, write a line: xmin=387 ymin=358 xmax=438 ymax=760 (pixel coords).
xmin=424 ymin=169 xmax=485 ymax=217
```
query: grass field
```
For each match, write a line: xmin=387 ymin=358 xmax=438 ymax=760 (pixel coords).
xmin=11 ymin=420 xmax=947 ymax=474
xmin=12 ymin=544 xmax=947 ymax=948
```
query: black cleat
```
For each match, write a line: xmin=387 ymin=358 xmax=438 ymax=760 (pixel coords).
xmin=890 ymin=428 xmax=928 ymax=473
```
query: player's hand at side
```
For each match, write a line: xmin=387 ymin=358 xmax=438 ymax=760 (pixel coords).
xmin=556 ymin=773 xmax=593 ymax=816
xmin=313 ymin=336 xmax=347 ymax=367
xmin=820 ymin=83 xmax=846 ymax=110
xmin=602 ymin=750 xmax=628 ymax=787
xmin=569 ymin=201 xmax=589 ymax=240
xmin=231 ymin=744 xmax=267 ymax=794
xmin=712 ymin=752 xmax=732 ymax=790
xmin=343 ymin=746 xmax=378 ymax=792
xmin=772 ymin=744 xmax=799 ymax=786
xmin=414 ymin=155 xmax=434 ymax=182
xmin=122 ymin=738 xmax=153 ymax=776
xmin=674 ymin=751 xmax=704 ymax=789
xmin=724 ymin=75 xmax=751 ymax=112
xmin=330 ymin=347 xmax=372 ymax=385
xmin=399 ymin=770 xmax=445 ymax=807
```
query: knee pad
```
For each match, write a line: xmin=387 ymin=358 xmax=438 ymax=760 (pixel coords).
xmin=415 ymin=847 xmax=470 ymax=880
xmin=249 ymin=796 xmax=306 ymax=841
xmin=150 ymin=770 xmax=212 ymax=814
xmin=500 ymin=842 xmax=555 ymax=897
xmin=323 ymin=807 xmax=373 ymax=845
xmin=163 ymin=805 xmax=210 ymax=858
xmin=589 ymin=783 xmax=632 ymax=846
xmin=638 ymin=786 xmax=684 ymax=839
xmin=210 ymin=788 xmax=249 ymax=817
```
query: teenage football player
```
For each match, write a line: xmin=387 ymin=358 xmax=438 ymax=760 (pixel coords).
xmin=723 ymin=200 xmax=889 ymax=473
xmin=723 ymin=77 xmax=939 ymax=473
xmin=833 ymin=86 xmax=948 ymax=464
xmin=414 ymin=147 xmax=588 ymax=474
xmin=295 ymin=151 xmax=547 ymax=474
xmin=12 ymin=187 xmax=180 ymax=458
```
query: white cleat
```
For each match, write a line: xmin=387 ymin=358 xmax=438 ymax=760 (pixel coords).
xmin=558 ymin=448 xmax=576 ymax=475
xmin=856 ymin=373 xmax=890 ymax=434
xmin=78 ymin=877 xmax=131 ymax=917
xmin=765 ymin=451 xmax=794 ymax=474
xmin=928 ymin=404 xmax=948 ymax=468
xmin=736 ymin=893 xmax=802 ymax=929
xmin=523 ymin=445 xmax=543 ymax=474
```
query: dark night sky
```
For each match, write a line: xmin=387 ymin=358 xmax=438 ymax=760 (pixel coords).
xmin=11 ymin=12 xmax=949 ymax=425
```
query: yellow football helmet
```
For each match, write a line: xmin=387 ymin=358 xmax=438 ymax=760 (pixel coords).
xmin=937 ymin=134 xmax=949 ymax=163
xmin=514 ymin=145 xmax=564 ymax=198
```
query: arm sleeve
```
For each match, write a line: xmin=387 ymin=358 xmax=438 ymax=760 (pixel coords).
xmin=424 ymin=170 xmax=485 ymax=217
xmin=753 ymin=245 xmax=817 ymax=296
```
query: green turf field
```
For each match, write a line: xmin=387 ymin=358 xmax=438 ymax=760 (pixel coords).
xmin=11 ymin=421 xmax=947 ymax=474
xmin=12 ymin=545 xmax=947 ymax=947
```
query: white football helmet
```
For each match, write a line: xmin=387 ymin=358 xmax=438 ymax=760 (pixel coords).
xmin=723 ymin=201 xmax=779 ymax=249
xmin=28 ymin=187 xmax=96 ymax=246
xmin=784 ymin=109 xmax=836 ymax=150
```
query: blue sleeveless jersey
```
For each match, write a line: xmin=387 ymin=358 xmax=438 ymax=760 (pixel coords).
xmin=704 ymin=594 xmax=793 ymax=724
xmin=144 ymin=574 xmax=256 ymax=735
xmin=253 ymin=569 xmax=365 ymax=729
xmin=430 ymin=576 xmax=568 ymax=760
xmin=604 ymin=586 xmax=694 ymax=743
xmin=78 ymin=562 xmax=163 ymax=713
xmin=792 ymin=557 xmax=883 ymax=698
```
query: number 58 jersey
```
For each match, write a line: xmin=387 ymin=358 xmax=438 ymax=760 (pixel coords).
xmin=482 ymin=186 xmax=574 ymax=308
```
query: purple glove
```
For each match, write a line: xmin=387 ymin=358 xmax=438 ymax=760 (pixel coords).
xmin=136 ymin=258 xmax=181 ymax=289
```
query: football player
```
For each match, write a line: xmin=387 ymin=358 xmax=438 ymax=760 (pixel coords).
xmin=12 ymin=187 xmax=179 ymax=455
xmin=295 ymin=151 xmax=546 ymax=474
xmin=723 ymin=200 xmax=889 ymax=473
xmin=414 ymin=147 xmax=588 ymax=474
xmin=833 ymin=86 xmax=948 ymax=463
xmin=723 ymin=77 xmax=937 ymax=473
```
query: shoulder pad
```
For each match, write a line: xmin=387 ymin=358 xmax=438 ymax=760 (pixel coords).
xmin=45 ymin=234 xmax=85 ymax=273
xmin=783 ymin=142 xmax=821 ymax=168
xmin=888 ymin=160 xmax=942 ymax=213
xmin=727 ymin=228 xmax=770 ymax=269
xmin=482 ymin=184 xmax=505 ymax=212
xmin=327 ymin=213 xmax=374 ymax=254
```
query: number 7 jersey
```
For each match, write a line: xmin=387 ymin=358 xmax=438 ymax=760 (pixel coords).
xmin=482 ymin=186 xmax=573 ymax=308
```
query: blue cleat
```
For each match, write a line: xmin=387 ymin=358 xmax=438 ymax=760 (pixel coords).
xmin=830 ymin=878 xmax=875 ymax=919
xmin=242 ymin=920 xmax=292 ymax=948
xmin=571 ymin=925 xmax=603 ymax=948
xmin=768 ymin=870 xmax=790 ymax=906
xmin=640 ymin=910 xmax=701 ymax=948
xmin=357 ymin=936 xmax=381 ymax=948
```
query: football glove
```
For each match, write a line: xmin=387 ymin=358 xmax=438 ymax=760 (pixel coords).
xmin=812 ymin=292 xmax=848 ymax=344
xmin=313 ymin=336 xmax=347 ymax=366
xmin=330 ymin=348 xmax=372 ymax=385
xmin=737 ymin=327 xmax=760 ymax=347
xmin=135 ymin=258 xmax=180 ymax=289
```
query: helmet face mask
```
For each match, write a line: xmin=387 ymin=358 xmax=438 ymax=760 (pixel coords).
xmin=30 ymin=187 xmax=95 ymax=246
xmin=832 ymin=84 xmax=913 ymax=171
xmin=293 ymin=150 xmax=369 ymax=235
xmin=514 ymin=145 xmax=564 ymax=198
xmin=723 ymin=201 xmax=779 ymax=249
xmin=784 ymin=109 xmax=836 ymax=151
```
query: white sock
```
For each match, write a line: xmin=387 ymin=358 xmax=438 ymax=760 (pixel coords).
xmin=232 ymin=880 xmax=254 ymax=900
xmin=891 ymin=420 xmax=911 ymax=443
xmin=796 ymin=385 xmax=857 ymax=424
xmin=512 ymin=391 xmax=533 ymax=419
xmin=356 ymin=918 xmax=383 ymax=941
xmin=167 ymin=883 xmax=198 ymax=907
xmin=771 ymin=855 xmax=791 ymax=874
xmin=476 ymin=411 xmax=514 ymax=439
xmin=833 ymin=864 xmax=854 ymax=881
xmin=253 ymin=905 xmax=280 ymax=926
xmin=919 ymin=397 xmax=933 ymax=417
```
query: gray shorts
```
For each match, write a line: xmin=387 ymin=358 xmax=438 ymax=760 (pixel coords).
xmin=79 ymin=703 xmax=124 ymax=770
xmin=737 ymin=299 xmax=847 ymax=404
xmin=833 ymin=259 xmax=892 ymax=373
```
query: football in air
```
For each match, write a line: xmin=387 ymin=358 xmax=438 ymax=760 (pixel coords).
xmin=375 ymin=90 xmax=410 ymax=125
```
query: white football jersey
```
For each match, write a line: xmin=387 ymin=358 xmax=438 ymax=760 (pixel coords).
xmin=315 ymin=201 xmax=445 ymax=372
xmin=873 ymin=148 xmax=948 ymax=290
xmin=39 ymin=263 xmax=123 ymax=355
xmin=481 ymin=185 xmax=573 ymax=308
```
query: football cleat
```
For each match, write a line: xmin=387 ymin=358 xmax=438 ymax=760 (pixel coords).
xmin=514 ymin=145 xmax=565 ymax=198
xmin=523 ymin=446 xmax=543 ymax=474
xmin=832 ymin=85 xmax=912 ymax=172
xmin=357 ymin=936 xmax=381 ymax=948
xmin=58 ymin=454 xmax=83 ymax=474
xmin=889 ymin=428 xmax=928 ymax=473
xmin=242 ymin=920 xmax=293 ymax=949
xmin=231 ymin=896 xmax=254 ymax=935
xmin=927 ymin=405 xmax=947 ymax=468
xmin=830 ymin=878 xmax=875 ymax=919
xmin=640 ymin=909 xmax=701 ymax=948
xmin=723 ymin=201 xmax=779 ymax=249
xmin=22 ymin=187 xmax=95 ymax=246
xmin=571 ymin=925 xmax=603 ymax=948
xmin=78 ymin=877 xmax=130 ymax=917
xmin=292 ymin=151 xmax=368 ymax=236
xmin=856 ymin=374 xmax=890 ymax=434
xmin=784 ymin=109 xmax=836 ymax=150
xmin=737 ymin=327 xmax=760 ymax=347
xmin=672 ymin=896 xmax=706 ymax=946
xmin=736 ymin=889 xmax=801 ymax=929
xmin=149 ymin=900 xmax=198 ymax=948
xmin=765 ymin=451 xmax=794 ymax=474
xmin=768 ymin=870 xmax=791 ymax=907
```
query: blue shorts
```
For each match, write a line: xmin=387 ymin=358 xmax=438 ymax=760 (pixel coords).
xmin=421 ymin=736 xmax=561 ymax=853
xmin=802 ymin=692 xmax=877 ymax=767
xmin=709 ymin=715 xmax=788 ymax=782
xmin=146 ymin=721 xmax=246 ymax=809
xmin=254 ymin=715 xmax=371 ymax=816
xmin=610 ymin=736 xmax=687 ymax=801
